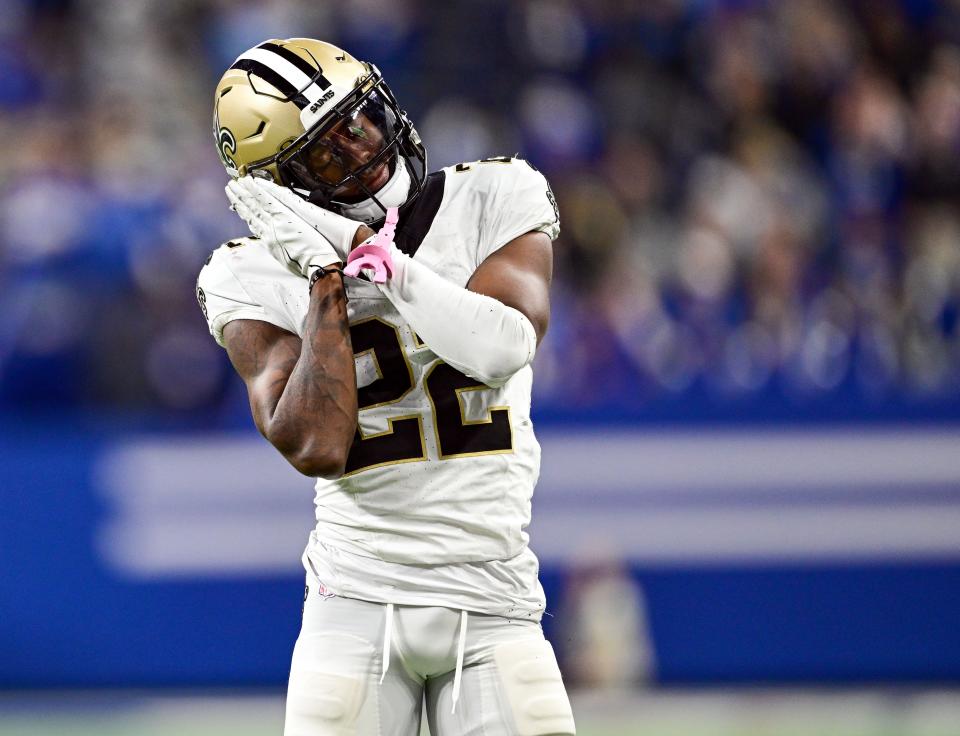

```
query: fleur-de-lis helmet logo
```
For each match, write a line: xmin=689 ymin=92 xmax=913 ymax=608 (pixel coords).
xmin=217 ymin=126 xmax=238 ymax=170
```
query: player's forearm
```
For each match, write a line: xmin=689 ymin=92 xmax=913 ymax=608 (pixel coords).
xmin=266 ymin=274 xmax=357 ymax=477
xmin=378 ymin=253 xmax=537 ymax=388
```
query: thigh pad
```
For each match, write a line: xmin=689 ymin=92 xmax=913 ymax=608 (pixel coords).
xmin=284 ymin=633 xmax=377 ymax=736
xmin=493 ymin=636 xmax=576 ymax=736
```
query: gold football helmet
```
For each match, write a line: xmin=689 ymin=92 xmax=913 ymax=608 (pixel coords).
xmin=213 ymin=38 xmax=427 ymax=223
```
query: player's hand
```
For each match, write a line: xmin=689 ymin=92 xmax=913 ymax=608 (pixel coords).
xmin=226 ymin=176 xmax=363 ymax=278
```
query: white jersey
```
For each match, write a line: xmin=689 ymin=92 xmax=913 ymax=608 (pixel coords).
xmin=197 ymin=157 xmax=560 ymax=620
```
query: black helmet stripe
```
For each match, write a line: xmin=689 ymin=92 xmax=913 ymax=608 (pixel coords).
xmin=229 ymin=58 xmax=310 ymax=108
xmin=233 ymin=45 xmax=332 ymax=109
xmin=257 ymin=42 xmax=331 ymax=90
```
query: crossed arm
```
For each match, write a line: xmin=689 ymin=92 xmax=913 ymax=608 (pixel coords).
xmin=221 ymin=230 xmax=552 ymax=478
xmin=222 ymin=270 xmax=357 ymax=478
xmin=465 ymin=231 xmax=552 ymax=341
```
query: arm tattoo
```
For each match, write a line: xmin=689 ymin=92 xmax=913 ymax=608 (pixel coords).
xmin=269 ymin=275 xmax=357 ymax=459
xmin=225 ymin=275 xmax=357 ymax=469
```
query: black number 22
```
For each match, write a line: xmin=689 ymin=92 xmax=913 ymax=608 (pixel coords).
xmin=344 ymin=318 xmax=513 ymax=475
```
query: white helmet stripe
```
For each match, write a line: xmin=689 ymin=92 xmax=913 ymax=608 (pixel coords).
xmin=235 ymin=47 xmax=328 ymax=104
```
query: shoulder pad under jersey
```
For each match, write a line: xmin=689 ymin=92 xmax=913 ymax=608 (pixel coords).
xmin=445 ymin=157 xmax=560 ymax=263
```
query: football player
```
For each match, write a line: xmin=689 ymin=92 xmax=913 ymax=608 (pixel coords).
xmin=196 ymin=38 xmax=575 ymax=736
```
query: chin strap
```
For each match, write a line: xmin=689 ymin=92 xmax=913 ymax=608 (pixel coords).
xmin=336 ymin=157 xmax=412 ymax=224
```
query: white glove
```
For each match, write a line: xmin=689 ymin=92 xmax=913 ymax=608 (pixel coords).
xmin=225 ymin=176 xmax=362 ymax=278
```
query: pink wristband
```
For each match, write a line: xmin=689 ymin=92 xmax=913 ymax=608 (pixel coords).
xmin=343 ymin=207 xmax=399 ymax=284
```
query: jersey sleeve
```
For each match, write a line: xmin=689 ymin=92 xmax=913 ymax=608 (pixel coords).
xmin=477 ymin=158 xmax=560 ymax=263
xmin=196 ymin=242 xmax=298 ymax=347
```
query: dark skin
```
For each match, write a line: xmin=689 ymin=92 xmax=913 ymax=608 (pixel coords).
xmin=297 ymin=112 xmax=390 ymax=199
xmin=222 ymin=225 xmax=370 ymax=478
xmin=221 ymin=228 xmax=552 ymax=479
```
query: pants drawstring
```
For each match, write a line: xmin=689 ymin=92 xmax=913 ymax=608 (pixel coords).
xmin=380 ymin=604 xmax=468 ymax=714
xmin=380 ymin=602 xmax=394 ymax=685
xmin=451 ymin=609 xmax=468 ymax=714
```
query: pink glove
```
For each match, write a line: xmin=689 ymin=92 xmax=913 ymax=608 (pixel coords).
xmin=343 ymin=207 xmax=399 ymax=284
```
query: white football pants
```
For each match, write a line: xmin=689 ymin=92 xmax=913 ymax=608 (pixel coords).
xmin=283 ymin=582 xmax=576 ymax=736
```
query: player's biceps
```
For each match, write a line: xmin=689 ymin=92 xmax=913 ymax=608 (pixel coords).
xmin=471 ymin=246 xmax=549 ymax=303
xmin=244 ymin=375 xmax=282 ymax=439
xmin=249 ymin=357 xmax=295 ymax=415
xmin=238 ymin=342 xmax=293 ymax=424
xmin=515 ymin=271 xmax=551 ymax=342
xmin=479 ymin=269 xmax=550 ymax=343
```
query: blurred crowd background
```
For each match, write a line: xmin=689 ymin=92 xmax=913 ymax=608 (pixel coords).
xmin=5 ymin=0 xmax=960 ymax=422
xmin=4 ymin=3 xmax=960 ymax=734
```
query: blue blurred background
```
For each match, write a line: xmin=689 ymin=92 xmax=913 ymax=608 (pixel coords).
xmin=3 ymin=0 xmax=960 ymax=733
